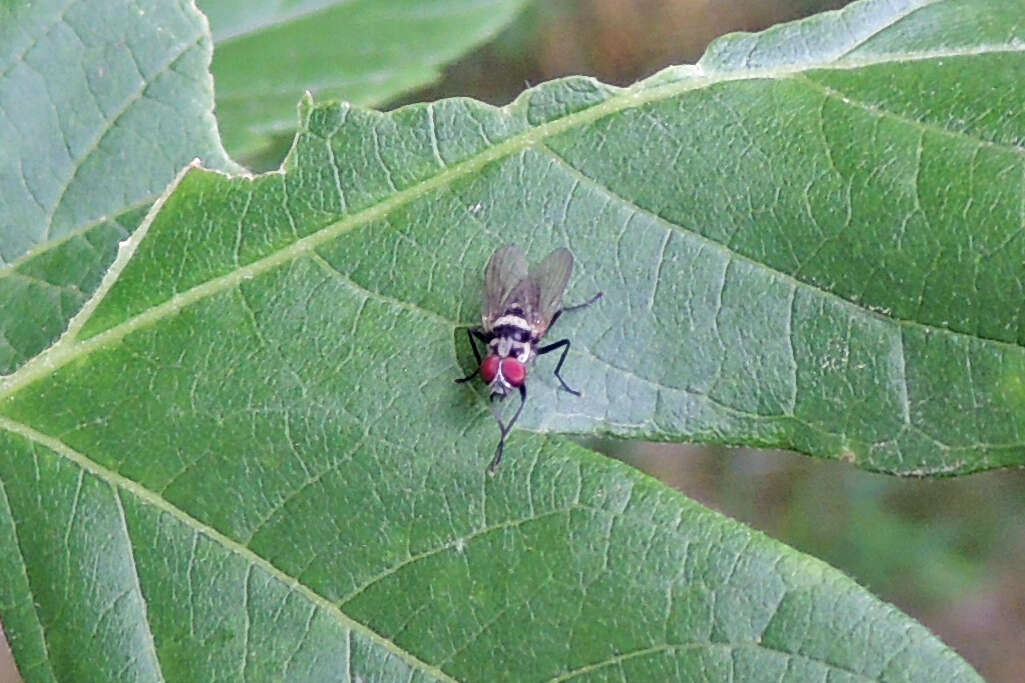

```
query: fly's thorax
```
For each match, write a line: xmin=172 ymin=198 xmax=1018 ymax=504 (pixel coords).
xmin=489 ymin=313 xmax=537 ymax=351
xmin=491 ymin=314 xmax=532 ymax=337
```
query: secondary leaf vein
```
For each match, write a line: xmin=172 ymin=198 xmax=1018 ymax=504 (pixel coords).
xmin=0 ymin=415 xmax=457 ymax=682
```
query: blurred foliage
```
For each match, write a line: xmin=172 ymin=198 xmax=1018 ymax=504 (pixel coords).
xmin=414 ymin=0 xmax=851 ymax=97
xmin=246 ymin=0 xmax=852 ymax=171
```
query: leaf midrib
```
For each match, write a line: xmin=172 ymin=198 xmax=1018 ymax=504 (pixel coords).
xmin=3 ymin=45 xmax=1023 ymax=404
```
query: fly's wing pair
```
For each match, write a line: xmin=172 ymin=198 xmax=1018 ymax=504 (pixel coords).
xmin=482 ymin=244 xmax=573 ymax=338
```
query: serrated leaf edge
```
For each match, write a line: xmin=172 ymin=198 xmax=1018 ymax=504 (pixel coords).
xmin=3 ymin=39 xmax=1022 ymax=409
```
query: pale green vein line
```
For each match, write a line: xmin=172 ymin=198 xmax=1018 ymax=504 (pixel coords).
xmin=534 ymin=140 xmax=1024 ymax=365
xmin=3 ymin=41 xmax=1024 ymax=401
xmin=0 ymin=0 xmax=76 ymax=82
xmin=111 ymin=488 xmax=166 ymax=682
xmin=795 ymin=72 xmax=1025 ymax=154
xmin=0 ymin=475 xmax=58 ymax=681
xmin=0 ymin=201 xmax=140 ymax=281
xmin=64 ymin=163 xmax=197 ymax=350
xmin=309 ymin=252 xmax=455 ymax=328
xmin=337 ymin=507 xmax=572 ymax=607
xmin=548 ymin=642 xmax=698 ymax=682
xmin=0 ymin=415 xmax=456 ymax=683
xmin=43 ymin=31 xmax=206 ymax=241
xmin=4 ymin=269 xmax=86 ymax=297
xmin=833 ymin=0 xmax=945 ymax=61
xmin=548 ymin=641 xmax=876 ymax=682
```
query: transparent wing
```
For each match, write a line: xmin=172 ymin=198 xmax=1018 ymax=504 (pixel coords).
xmin=502 ymin=272 xmax=541 ymax=327
xmin=528 ymin=247 xmax=574 ymax=334
xmin=483 ymin=244 xmax=529 ymax=326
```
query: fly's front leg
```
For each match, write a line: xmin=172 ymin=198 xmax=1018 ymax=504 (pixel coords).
xmin=455 ymin=328 xmax=489 ymax=383
xmin=536 ymin=339 xmax=579 ymax=396
xmin=488 ymin=384 xmax=527 ymax=474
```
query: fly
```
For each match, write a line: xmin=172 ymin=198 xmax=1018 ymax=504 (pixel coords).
xmin=456 ymin=244 xmax=602 ymax=473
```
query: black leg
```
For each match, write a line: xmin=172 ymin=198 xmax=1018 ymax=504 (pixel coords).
xmin=545 ymin=291 xmax=603 ymax=332
xmin=488 ymin=384 xmax=527 ymax=474
xmin=536 ymin=338 xmax=579 ymax=396
xmin=455 ymin=328 xmax=489 ymax=383
xmin=562 ymin=291 xmax=603 ymax=313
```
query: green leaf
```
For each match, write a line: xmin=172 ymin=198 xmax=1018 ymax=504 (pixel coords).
xmin=2 ymin=0 xmax=1014 ymax=677
xmin=0 ymin=0 xmax=237 ymax=376
xmin=204 ymin=0 xmax=532 ymax=160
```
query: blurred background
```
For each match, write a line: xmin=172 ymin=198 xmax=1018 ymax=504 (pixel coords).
xmin=4 ymin=1 xmax=1023 ymax=681
xmin=401 ymin=0 xmax=849 ymax=102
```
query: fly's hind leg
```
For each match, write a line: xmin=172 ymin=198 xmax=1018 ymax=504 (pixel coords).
xmin=536 ymin=339 xmax=579 ymax=396
xmin=546 ymin=291 xmax=603 ymax=331
xmin=536 ymin=292 xmax=601 ymax=395
xmin=562 ymin=291 xmax=603 ymax=313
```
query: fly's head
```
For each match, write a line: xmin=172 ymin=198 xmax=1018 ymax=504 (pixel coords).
xmin=481 ymin=354 xmax=527 ymax=399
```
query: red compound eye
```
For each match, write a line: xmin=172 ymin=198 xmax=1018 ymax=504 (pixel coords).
xmin=480 ymin=355 xmax=500 ymax=384
xmin=500 ymin=357 xmax=526 ymax=387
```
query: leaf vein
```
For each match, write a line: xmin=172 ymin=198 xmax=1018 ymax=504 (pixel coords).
xmin=42 ymin=30 xmax=206 ymax=241
xmin=835 ymin=0 xmax=947 ymax=61
xmin=796 ymin=71 xmax=1025 ymax=154
xmin=0 ymin=416 xmax=456 ymax=681
xmin=111 ymin=487 xmax=165 ymax=681
xmin=8 ymin=42 xmax=1025 ymax=405
xmin=0 ymin=472 xmax=58 ymax=680
xmin=337 ymin=507 xmax=575 ymax=607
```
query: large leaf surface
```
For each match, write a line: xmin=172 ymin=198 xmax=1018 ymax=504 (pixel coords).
xmin=2 ymin=0 xmax=1017 ymax=678
xmin=0 ymin=0 xmax=237 ymax=375
xmin=204 ymin=0 xmax=531 ymax=159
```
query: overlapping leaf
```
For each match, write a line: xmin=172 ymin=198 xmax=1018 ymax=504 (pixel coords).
xmin=205 ymin=0 xmax=531 ymax=158
xmin=2 ymin=0 xmax=1019 ymax=678
xmin=0 ymin=0 xmax=237 ymax=375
